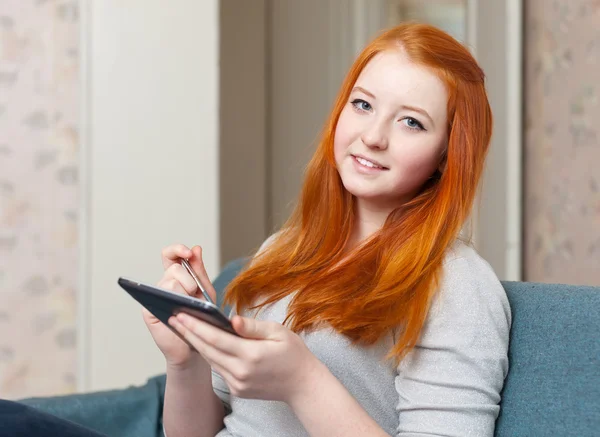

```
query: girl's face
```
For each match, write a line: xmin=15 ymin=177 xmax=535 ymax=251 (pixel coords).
xmin=334 ymin=50 xmax=449 ymax=212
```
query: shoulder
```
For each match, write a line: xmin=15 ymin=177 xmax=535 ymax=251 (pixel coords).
xmin=398 ymin=238 xmax=512 ymax=377
xmin=413 ymin=239 xmax=512 ymax=358
xmin=434 ymin=239 xmax=512 ymax=327
xmin=442 ymin=239 xmax=503 ymax=286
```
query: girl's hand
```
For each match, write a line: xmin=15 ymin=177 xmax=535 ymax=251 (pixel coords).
xmin=169 ymin=313 xmax=322 ymax=403
xmin=143 ymin=244 xmax=217 ymax=369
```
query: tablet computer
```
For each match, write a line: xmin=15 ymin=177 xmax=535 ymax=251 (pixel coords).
xmin=118 ymin=277 xmax=238 ymax=343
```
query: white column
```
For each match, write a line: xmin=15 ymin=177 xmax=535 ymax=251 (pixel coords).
xmin=469 ymin=0 xmax=523 ymax=281
xmin=79 ymin=0 xmax=220 ymax=392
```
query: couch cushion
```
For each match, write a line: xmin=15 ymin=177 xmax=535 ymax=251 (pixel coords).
xmin=495 ymin=281 xmax=600 ymax=437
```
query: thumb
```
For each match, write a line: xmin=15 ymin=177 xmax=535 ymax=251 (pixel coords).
xmin=232 ymin=316 xmax=277 ymax=340
xmin=188 ymin=245 xmax=205 ymax=273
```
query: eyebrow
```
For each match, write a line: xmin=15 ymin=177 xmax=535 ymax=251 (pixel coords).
xmin=351 ymin=86 xmax=435 ymax=128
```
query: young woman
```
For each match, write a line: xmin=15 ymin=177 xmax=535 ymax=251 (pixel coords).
xmin=147 ymin=22 xmax=511 ymax=437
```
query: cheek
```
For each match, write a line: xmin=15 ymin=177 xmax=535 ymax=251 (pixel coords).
xmin=333 ymin=110 xmax=355 ymax=162
xmin=390 ymin=138 xmax=444 ymax=178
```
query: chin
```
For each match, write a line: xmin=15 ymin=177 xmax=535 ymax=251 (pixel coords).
xmin=342 ymin=181 xmax=408 ymax=210
xmin=343 ymin=185 xmax=388 ymax=203
xmin=340 ymin=174 xmax=381 ymax=197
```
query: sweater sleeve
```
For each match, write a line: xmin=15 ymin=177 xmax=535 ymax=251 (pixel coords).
xmin=394 ymin=253 xmax=512 ymax=437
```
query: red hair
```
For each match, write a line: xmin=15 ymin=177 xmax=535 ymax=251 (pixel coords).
xmin=225 ymin=23 xmax=493 ymax=364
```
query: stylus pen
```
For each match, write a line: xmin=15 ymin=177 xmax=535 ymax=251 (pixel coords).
xmin=180 ymin=258 xmax=215 ymax=304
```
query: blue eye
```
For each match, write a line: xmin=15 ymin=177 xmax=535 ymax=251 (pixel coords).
xmin=351 ymin=99 xmax=372 ymax=112
xmin=402 ymin=117 xmax=425 ymax=131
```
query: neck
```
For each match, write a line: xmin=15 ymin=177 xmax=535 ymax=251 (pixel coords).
xmin=350 ymin=198 xmax=398 ymax=248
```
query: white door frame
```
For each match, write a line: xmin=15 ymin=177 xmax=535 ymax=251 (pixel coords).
xmin=468 ymin=0 xmax=523 ymax=281
xmin=77 ymin=0 xmax=221 ymax=393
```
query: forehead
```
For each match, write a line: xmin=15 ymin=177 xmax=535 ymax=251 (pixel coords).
xmin=354 ymin=50 xmax=448 ymax=119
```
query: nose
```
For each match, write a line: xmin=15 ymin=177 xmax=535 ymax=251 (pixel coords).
xmin=360 ymin=119 xmax=389 ymax=150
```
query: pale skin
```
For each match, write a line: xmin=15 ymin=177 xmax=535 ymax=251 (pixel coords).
xmin=148 ymin=48 xmax=449 ymax=437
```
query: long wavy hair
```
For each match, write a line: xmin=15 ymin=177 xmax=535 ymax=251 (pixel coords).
xmin=225 ymin=23 xmax=493 ymax=365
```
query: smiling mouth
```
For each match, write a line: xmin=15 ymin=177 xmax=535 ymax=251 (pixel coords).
xmin=352 ymin=155 xmax=388 ymax=170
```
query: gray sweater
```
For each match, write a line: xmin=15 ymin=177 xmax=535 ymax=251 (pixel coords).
xmin=211 ymin=240 xmax=512 ymax=436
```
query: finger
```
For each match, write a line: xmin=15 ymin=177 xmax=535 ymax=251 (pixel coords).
xmin=170 ymin=317 xmax=239 ymax=368
xmin=232 ymin=315 xmax=279 ymax=340
xmin=169 ymin=316 xmax=211 ymax=360
xmin=188 ymin=246 xmax=218 ymax=302
xmin=165 ymin=263 xmax=198 ymax=296
xmin=176 ymin=313 xmax=242 ymax=356
xmin=161 ymin=244 xmax=193 ymax=270
xmin=157 ymin=278 xmax=187 ymax=296
xmin=144 ymin=277 xmax=185 ymax=324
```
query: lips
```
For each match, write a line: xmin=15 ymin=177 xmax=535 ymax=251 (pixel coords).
xmin=351 ymin=154 xmax=388 ymax=170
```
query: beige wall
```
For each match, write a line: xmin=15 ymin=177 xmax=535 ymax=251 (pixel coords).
xmin=268 ymin=0 xmax=341 ymax=230
xmin=219 ymin=0 xmax=268 ymax=266
xmin=523 ymin=0 xmax=600 ymax=285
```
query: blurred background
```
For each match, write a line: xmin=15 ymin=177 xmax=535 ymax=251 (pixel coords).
xmin=0 ymin=0 xmax=598 ymax=400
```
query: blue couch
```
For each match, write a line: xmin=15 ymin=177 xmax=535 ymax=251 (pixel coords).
xmin=19 ymin=259 xmax=600 ymax=437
